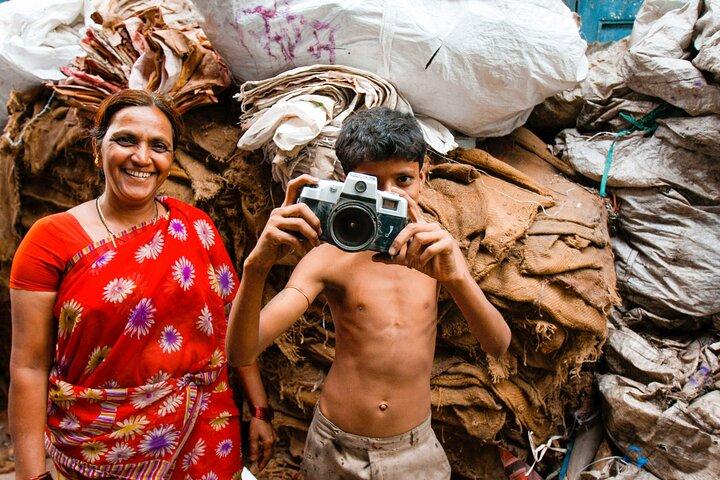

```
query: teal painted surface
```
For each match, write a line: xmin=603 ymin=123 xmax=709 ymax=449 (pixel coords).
xmin=564 ymin=0 xmax=643 ymax=42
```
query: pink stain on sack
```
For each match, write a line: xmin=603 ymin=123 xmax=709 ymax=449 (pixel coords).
xmin=240 ymin=0 xmax=336 ymax=63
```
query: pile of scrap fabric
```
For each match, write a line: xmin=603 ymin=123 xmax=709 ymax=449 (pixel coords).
xmin=52 ymin=0 xmax=230 ymax=114
xmin=0 ymin=89 xmax=616 ymax=480
xmin=235 ymin=64 xmax=457 ymax=188
xmin=0 ymin=4 xmax=619 ymax=480
xmin=237 ymin=121 xmax=616 ymax=480
xmin=532 ymin=1 xmax=720 ymax=478
xmin=227 ymin=64 xmax=617 ymax=477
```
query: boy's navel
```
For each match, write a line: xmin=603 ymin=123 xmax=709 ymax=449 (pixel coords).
xmin=379 ymin=402 xmax=388 ymax=411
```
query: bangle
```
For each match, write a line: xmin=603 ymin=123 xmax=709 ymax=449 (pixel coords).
xmin=248 ymin=404 xmax=274 ymax=422
xmin=285 ymin=285 xmax=311 ymax=310
xmin=31 ymin=473 xmax=53 ymax=480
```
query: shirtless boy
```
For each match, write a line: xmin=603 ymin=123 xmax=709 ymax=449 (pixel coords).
xmin=227 ymin=107 xmax=511 ymax=479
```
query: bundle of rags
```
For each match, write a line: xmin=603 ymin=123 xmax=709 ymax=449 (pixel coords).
xmin=243 ymin=128 xmax=618 ymax=479
xmin=235 ymin=64 xmax=457 ymax=188
xmin=52 ymin=2 xmax=230 ymax=114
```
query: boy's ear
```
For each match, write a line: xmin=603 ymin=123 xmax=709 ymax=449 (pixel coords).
xmin=420 ymin=162 xmax=429 ymax=184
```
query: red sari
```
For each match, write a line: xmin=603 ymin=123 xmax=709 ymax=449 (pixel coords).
xmin=40 ymin=197 xmax=242 ymax=479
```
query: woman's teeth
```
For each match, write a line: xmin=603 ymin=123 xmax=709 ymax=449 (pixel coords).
xmin=125 ymin=169 xmax=152 ymax=179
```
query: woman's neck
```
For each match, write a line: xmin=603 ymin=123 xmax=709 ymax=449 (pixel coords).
xmin=98 ymin=192 xmax=158 ymax=230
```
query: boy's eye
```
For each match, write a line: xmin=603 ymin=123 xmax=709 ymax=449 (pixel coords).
xmin=397 ymin=175 xmax=412 ymax=184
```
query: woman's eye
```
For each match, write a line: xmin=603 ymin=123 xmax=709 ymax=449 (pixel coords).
xmin=115 ymin=136 xmax=135 ymax=146
xmin=152 ymin=143 xmax=169 ymax=153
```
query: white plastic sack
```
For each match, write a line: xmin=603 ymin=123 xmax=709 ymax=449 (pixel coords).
xmin=193 ymin=0 xmax=588 ymax=138
xmin=0 ymin=0 xmax=85 ymax=126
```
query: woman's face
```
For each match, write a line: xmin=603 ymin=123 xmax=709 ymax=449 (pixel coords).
xmin=99 ymin=105 xmax=174 ymax=207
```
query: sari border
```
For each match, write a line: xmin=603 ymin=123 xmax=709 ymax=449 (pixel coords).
xmin=65 ymin=197 xmax=171 ymax=271
xmin=46 ymin=436 xmax=172 ymax=480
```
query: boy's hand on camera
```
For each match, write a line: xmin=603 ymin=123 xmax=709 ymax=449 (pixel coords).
xmin=247 ymin=175 xmax=322 ymax=270
xmin=381 ymin=222 xmax=467 ymax=283
xmin=378 ymin=188 xmax=468 ymax=284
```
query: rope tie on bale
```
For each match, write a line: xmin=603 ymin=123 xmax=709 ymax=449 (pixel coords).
xmin=599 ymin=103 xmax=681 ymax=197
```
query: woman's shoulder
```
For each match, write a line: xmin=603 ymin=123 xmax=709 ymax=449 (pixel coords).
xmin=10 ymin=212 xmax=84 ymax=291
xmin=26 ymin=211 xmax=80 ymax=238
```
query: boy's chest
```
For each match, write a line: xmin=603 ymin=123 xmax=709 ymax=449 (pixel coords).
xmin=324 ymin=255 xmax=437 ymax=312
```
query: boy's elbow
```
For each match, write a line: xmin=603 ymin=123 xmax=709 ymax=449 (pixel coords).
xmin=485 ymin=323 xmax=511 ymax=359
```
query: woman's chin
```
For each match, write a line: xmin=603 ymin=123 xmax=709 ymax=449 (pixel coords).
xmin=114 ymin=185 xmax=158 ymax=205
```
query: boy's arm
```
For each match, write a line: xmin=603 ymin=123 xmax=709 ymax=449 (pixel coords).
xmin=226 ymin=175 xmax=322 ymax=367
xmin=257 ymin=251 xmax=326 ymax=351
xmin=380 ymin=190 xmax=511 ymax=358
xmin=442 ymin=269 xmax=511 ymax=359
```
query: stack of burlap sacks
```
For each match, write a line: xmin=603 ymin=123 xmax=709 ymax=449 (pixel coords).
xmin=529 ymin=1 xmax=720 ymax=479
xmin=0 ymin=4 xmax=620 ymax=480
xmin=1 ymin=93 xmax=617 ymax=480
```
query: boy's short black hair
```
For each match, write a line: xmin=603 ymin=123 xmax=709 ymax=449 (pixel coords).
xmin=335 ymin=107 xmax=426 ymax=173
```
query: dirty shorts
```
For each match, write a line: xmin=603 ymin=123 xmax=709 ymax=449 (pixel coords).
xmin=300 ymin=406 xmax=451 ymax=480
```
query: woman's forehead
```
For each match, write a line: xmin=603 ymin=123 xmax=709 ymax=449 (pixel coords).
xmin=107 ymin=106 xmax=172 ymax=137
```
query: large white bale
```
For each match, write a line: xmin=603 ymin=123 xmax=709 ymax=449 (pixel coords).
xmin=194 ymin=0 xmax=588 ymax=137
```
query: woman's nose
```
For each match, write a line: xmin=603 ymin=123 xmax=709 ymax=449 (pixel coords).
xmin=132 ymin=143 xmax=152 ymax=164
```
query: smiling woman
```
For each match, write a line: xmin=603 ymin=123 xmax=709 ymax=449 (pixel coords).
xmin=8 ymin=90 xmax=277 ymax=479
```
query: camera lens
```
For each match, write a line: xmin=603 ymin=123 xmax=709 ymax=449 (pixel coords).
xmin=328 ymin=202 xmax=376 ymax=251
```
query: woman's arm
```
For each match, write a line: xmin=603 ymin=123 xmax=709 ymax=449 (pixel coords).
xmin=9 ymin=289 xmax=56 ymax=479
xmin=235 ymin=363 xmax=277 ymax=472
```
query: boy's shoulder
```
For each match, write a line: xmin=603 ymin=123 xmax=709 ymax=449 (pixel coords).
xmin=297 ymin=243 xmax=348 ymax=271
xmin=294 ymin=243 xmax=371 ymax=281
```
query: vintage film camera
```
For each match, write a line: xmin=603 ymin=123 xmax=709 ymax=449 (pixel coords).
xmin=297 ymin=173 xmax=408 ymax=253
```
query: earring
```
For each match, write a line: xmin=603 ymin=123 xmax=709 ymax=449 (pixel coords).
xmin=94 ymin=155 xmax=100 ymax=167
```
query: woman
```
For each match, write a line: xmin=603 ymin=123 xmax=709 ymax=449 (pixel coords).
xmin=9 ymin=89 xmax=276 ymax=479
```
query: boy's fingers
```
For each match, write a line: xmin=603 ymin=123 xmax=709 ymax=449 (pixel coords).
xmin=259 ymin=438 xmax=274 ymax=470
xmin=418 ymin=239 xmax=452 ymax=265
xmin=275 ymin=217 xmax=321 ymax=246
xmin=275 ymin=203 xmax=322 ymax=233
xmin=388 ymin=223 xmax=434 ymax=256
xmin=283 ymin=174 xmax=319 ymax=207
xmin=269 ymin=229 xmax=306 ymax=253
xmin=406 ymin=230 xmax=442 ymax=260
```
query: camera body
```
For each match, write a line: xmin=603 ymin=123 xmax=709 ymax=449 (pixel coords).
xmin=297 ymin=172 xmax=409 ymax=253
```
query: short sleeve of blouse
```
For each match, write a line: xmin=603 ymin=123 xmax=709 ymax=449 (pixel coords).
xmin=10 ymin=213 xmax=91 ymax=292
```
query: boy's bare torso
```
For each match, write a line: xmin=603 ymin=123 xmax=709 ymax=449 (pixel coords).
xmin=308 ymin=244 xmax=439 ymax=438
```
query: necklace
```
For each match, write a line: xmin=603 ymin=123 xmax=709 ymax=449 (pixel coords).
xmin=95 ymin=196 xmax=159 ymax=248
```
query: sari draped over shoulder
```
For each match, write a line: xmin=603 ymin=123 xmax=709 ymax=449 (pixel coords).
xmin=46 ymin=197 xmax=242 ymax=479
